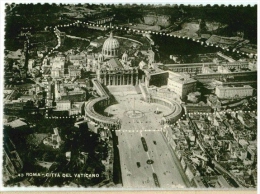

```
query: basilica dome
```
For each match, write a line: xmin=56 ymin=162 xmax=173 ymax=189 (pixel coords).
xmin=102 ymin=32 xmax=119 ymax=58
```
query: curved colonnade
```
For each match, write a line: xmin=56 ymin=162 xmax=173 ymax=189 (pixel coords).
xmin=85 ymin=79 xmax=120 ymax=128
xmin=150 ymin=96 xmax=183 ymax=124
xmin=139 ymin=83 xmax=183 ymax=124
xmin=85 ymin=79 xmax=182 ymax=128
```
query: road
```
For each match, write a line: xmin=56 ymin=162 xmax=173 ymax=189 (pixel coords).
xmin=106 ymin=87 xmax=187 ymax=188
xmin=117 ymin=128 xmax=187 ymax=188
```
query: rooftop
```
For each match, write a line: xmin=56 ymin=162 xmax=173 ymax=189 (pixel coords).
xmin=108 ymin=58 xmax=123 ymax=70
xmin=169 ymin=76 xmax=196 ymax=84
xmin=7 ymin=119 xmax=27 ymax=128
xmin=6 ymin=49 xmax=23 ymax=59
xmin=56 ymin=100 xmax=71 ymax=103
xmin=216 ymin=85 xmax=253 ymax=89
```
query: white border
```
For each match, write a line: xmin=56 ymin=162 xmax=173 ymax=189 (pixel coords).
xmin=0 ymin=0 xmax=259 ymax=192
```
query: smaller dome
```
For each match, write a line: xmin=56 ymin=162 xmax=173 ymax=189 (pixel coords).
xmin=122 ymin=52 xmax=128 ymax=58
xmin=98 ymin=53 xmax=104 ymax=62
xmin=122 ymin=52 xmax=128 ymax=62
xmin=98 ymin=53 xmax=104 ymax=59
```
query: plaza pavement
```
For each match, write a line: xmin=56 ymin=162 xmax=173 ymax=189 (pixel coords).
xmin=106 ymin=86 xmax=187 ymax=188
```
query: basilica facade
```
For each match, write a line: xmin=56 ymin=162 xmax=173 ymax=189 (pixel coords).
xmin=87 ymin=32 xmax=139 ymax=86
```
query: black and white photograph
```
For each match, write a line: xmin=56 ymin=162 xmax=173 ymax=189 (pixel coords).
xmin=1 ymin=1 xmax=258 ymax=192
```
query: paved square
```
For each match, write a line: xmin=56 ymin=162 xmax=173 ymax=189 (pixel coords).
xmin=105 ymin=86 xmax=187 ymax=188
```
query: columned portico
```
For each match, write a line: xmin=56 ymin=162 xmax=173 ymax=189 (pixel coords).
xmin=98 ymin=71 xmax=139 ymax=86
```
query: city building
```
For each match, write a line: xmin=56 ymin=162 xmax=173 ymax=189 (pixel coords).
xmin=68 ymin=54 xmax=86 ymax=65
xmin=167 ymin=75 xmax=197 ymax=99
xmin=43 ymin=128 xmax=62 ymax=149
xmin=60 ymin=89 xmax=86 ymax=102
xmin=68 ymin=66 xmax=81 ymax=78
xmin=5 ymin=119 xmax=28 ymax=130
xmin=70 ymin=102 xmax=85 ymax=116
xmin=207 ymin=94 xmax=222 ymax=110
xmin=90 ymin=37 xmax=106 ymax=48
xmin=187 ymin=91 xmax=201 ymax=103
xmin=248 ymin=61 xmax=257 ymax=71
xmin=56 ymin=100 xmax=71 ymax=110
xmin=184 ymin=102 xmax=212 ymax=113
xmin=142 ymin=64 xmax=168 ymax=87
xmin=28 ymin=59 xmax=35 ymax=71
xmin=205 ymin=175 xmax=232 ymax=188
xmin=3 ymin=138 xmax=23 ymax=180
xmin=193 ymin=176 xmax=207 ymax=188
xmin=202 ymin=66 xmax=215 ymax=74
xmin=217 ymin=65 xmax=230 ymax=73
xmin=42 ymin=56 xmax=66 ymax=78
xmin=53 ymin=80 xmax=86 ymax=102
xmin=215 ymin=85 xmax=254 ymax=99
xmin=51 ymin=67 xmax=63 ymax=78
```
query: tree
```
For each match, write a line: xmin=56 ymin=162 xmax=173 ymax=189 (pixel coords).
xmin=199 ymin=19 xmax=207 ymax=32
xmin=25 ymin=100 xmax=34 ymax=107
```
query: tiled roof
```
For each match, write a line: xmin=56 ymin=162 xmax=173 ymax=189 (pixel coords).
xmin=108 ymin=58 xmax=123 ymax=69
xmin=8 ymin=119 xmax=27 ymax=128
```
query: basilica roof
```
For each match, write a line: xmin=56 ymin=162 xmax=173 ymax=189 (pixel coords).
xmin=108 ymin=58 xmax=123 ymax=70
